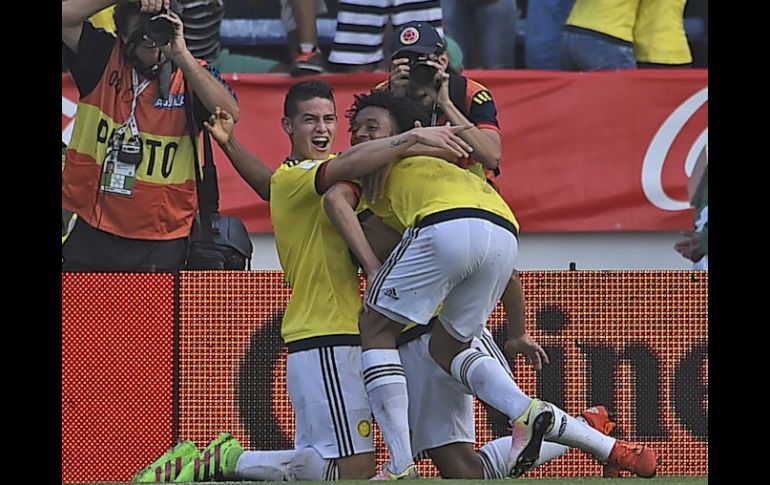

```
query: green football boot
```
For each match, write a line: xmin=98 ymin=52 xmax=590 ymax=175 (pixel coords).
xmin=132 ymin=440 xmax=199 ymax=483
xmin=174 ymin=432 xmax=244 ymax=482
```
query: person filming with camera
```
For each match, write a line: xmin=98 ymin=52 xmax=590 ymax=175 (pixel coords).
xmin=372 ymin=21 xmax=502 ymax=194
xmin=62 ymin=0 xmax=239 ymax=271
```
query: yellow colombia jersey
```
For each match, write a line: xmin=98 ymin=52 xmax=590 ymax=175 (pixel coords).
xmin=633 ymin=0 xmax=692 ymax=64
xmin=270 ymin=155 xmax=362 ymax=346
xmin=566 ymin=0 xmax=639 ymax=43
xmin=367 ymin=156 xmax=519 ymax=234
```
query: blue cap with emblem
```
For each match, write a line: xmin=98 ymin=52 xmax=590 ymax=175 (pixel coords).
xmin=390 ymin=21 xmax=447 ymax=57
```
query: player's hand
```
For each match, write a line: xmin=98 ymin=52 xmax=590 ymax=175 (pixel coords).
xmin=204 ymin=107 xmax=235 ymax=145
xmin=505 ymin=334 xmax=550 ymax=370
xmin=362 ymin=265 xmax=381 ymax=314
xmin=411 ymin=121 xmax=473 ymax=159
xmin=133 ymin=0 xmax=170 ymax=14
xmin=390 ymin=57 xmax=410 ymax=97
xmin=674 ymin=231 xmax=705 ymax=262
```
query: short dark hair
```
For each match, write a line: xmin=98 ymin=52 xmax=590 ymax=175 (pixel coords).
xmin=284 ymin=80 xmax=335 ymax=119
xmin=345 ymin=90 xmax=430 ymax=134
xmin=113 ymin=0 xmax=142 ymax=36
xmin=113 ymin=0 xmax=180 ymax=37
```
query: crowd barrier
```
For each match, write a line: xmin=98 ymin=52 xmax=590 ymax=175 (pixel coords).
xmin=62 ymin=271 xmax=707 ymax=482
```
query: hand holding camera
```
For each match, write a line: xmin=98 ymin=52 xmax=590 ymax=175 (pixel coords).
xmin=132 ymin=0 xmax=170 ymax=15
xmin=133 ymin=0 xmax=185 ymax=57
xmin=390 ymin=57 xmax=411 ymax=97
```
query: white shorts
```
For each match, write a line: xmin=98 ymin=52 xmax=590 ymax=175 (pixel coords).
xmin=286 ymin=345 xmax=375 ymax=459
xmin=366 ymin=217 xmax=518 ymax=342
xmin=399 ymin=328 xmax=512 ymax=456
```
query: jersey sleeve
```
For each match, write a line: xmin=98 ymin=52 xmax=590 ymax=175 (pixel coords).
xmin=63 ymin=22 xmax=115 ymax=98
xmin=468 ymin=89 xmax=500 ymax=132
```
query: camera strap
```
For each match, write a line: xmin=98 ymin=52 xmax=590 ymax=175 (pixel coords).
xmin=126 ymin=69 xmax=152 ymax=138
xmin=98 ymin=69 xmax=151 ymax=196
xmin=184 ymin=83 xmax=219 ymax=243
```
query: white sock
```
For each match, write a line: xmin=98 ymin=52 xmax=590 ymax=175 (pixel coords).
xmin=449 ymin=348 xmax=531 ymax=421
xmin=536 ymin=441 xmax=571 ymax=466
xmin=299 ymin=42 xmax=316 ymax=54
xmin=235 ymin=447 xmax=337 ymax=481
xmin=477 ymin=436 xmax=570 ymax=478
xmin=477 ymin=437 xmax=510 ymax=479
xmin=362 ymin=349 xmax=413 ymax=474
xmin=545 ymin=405 xmax=615 ymax=460
xmin=290 ymin=448 xmax=339 ymax=480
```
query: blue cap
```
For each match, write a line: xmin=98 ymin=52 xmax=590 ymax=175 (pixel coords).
xmin=390 ymin=21 xmax=446 ymax=57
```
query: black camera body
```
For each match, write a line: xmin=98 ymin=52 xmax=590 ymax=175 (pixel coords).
xmin=144 ymin=15 xmax=174 ymax=46
xmin=406 ymin=54 xmax=439 ymax=88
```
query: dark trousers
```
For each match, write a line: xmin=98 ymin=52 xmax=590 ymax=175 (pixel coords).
xmin=62 ymin=217 xmax=188 ymax=271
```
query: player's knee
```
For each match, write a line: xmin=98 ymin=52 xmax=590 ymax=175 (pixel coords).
xmin=428 ymin=323 xmax=468 ymax=372
xmin=429 ymin=443 xmax=483 ymax=479
xmin=336 ymin=452 xmax=376 ymax=479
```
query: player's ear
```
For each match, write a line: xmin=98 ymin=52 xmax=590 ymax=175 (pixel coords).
xmin=281 ymin=116 xmax=293 ymax=136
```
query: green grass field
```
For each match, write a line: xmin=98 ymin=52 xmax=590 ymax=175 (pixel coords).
xmin=80 ymin=477 xmax=706 ymax=485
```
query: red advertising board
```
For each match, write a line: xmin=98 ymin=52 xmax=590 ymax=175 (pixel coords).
xmin=62 ymin=271 xmax=707 ymax=482
xmin=62 ymin=70 xmax=708 ymax=233
xmin=62 ymin=273 xmax=175 ymax=483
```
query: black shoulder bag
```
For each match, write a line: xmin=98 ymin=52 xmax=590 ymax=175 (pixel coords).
xmin=184 ymin=91 xmax=253 ymax=270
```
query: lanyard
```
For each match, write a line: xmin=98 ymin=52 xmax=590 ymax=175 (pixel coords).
xmin=120 ymin=68 xmax=152 ymax=138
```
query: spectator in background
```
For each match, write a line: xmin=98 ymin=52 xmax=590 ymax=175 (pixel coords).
xmin=559 ymin=0 xmax=638 ymax=71
xmin=82 ymin=1 xmax=280 ymax=72
xmin=675 ymin=145 xmax=707 ymax=269
xmin=329 ymin=0 xmax=443 ymax=72
xmin=283 ymin=0 xmax=328 ymax=75
xmin=178 ymin=0 xmax=280 ymax=72
xmin=524 ymin=0 xmax=575 ymax=69
xmin=62 ymin=0 xmax=239 ymax=271
xmin=633 ymin=0 xmax=692 ymax=68
xmin=377 ymin=21 xmax=502 ymax=186
xmin=559 ymin=0 xmax=693 ymax=72
xmin=441 ymin=0 xmax=519 ymax=69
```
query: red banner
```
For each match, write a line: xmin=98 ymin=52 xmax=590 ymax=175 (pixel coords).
xmin=62 ymin=70 xmax=707 ymax=233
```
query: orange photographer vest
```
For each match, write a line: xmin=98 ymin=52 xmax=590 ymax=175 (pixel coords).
xmin=63 ymin=42 xmax=200 ymax=240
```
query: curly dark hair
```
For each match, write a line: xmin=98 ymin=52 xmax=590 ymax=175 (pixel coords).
xmin=345 ymin=90 xmax=430 ymax=134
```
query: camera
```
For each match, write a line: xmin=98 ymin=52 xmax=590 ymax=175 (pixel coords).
xmin=407 ymin=54 xmax=439 ymax=88
xmin=118 ymin=137 xmax=143 ymax=165
xmin=144 ymin=15 xmax=174 ymax=46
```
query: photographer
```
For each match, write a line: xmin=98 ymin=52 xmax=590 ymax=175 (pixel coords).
xmin=62 ymin=0 xmax=239 ymax=271
xmin=375 ymin=21 xmax=502 ymax=186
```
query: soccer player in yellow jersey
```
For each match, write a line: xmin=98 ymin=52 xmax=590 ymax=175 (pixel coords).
xmin=146 ymin=80 xmax=475 ymax=483
xmin=323 ymin=91 xmax=659 ymax=480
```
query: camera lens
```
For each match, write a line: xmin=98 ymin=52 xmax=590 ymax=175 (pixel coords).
xmin=411 ymin=62 xmax=438 ymax=88
xmin=144 ymin=16 xmax=174 ymax=46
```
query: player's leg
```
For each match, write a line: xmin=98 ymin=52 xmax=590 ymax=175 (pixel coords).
xmin=362 ymin=224 xmax=465 ymax=478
